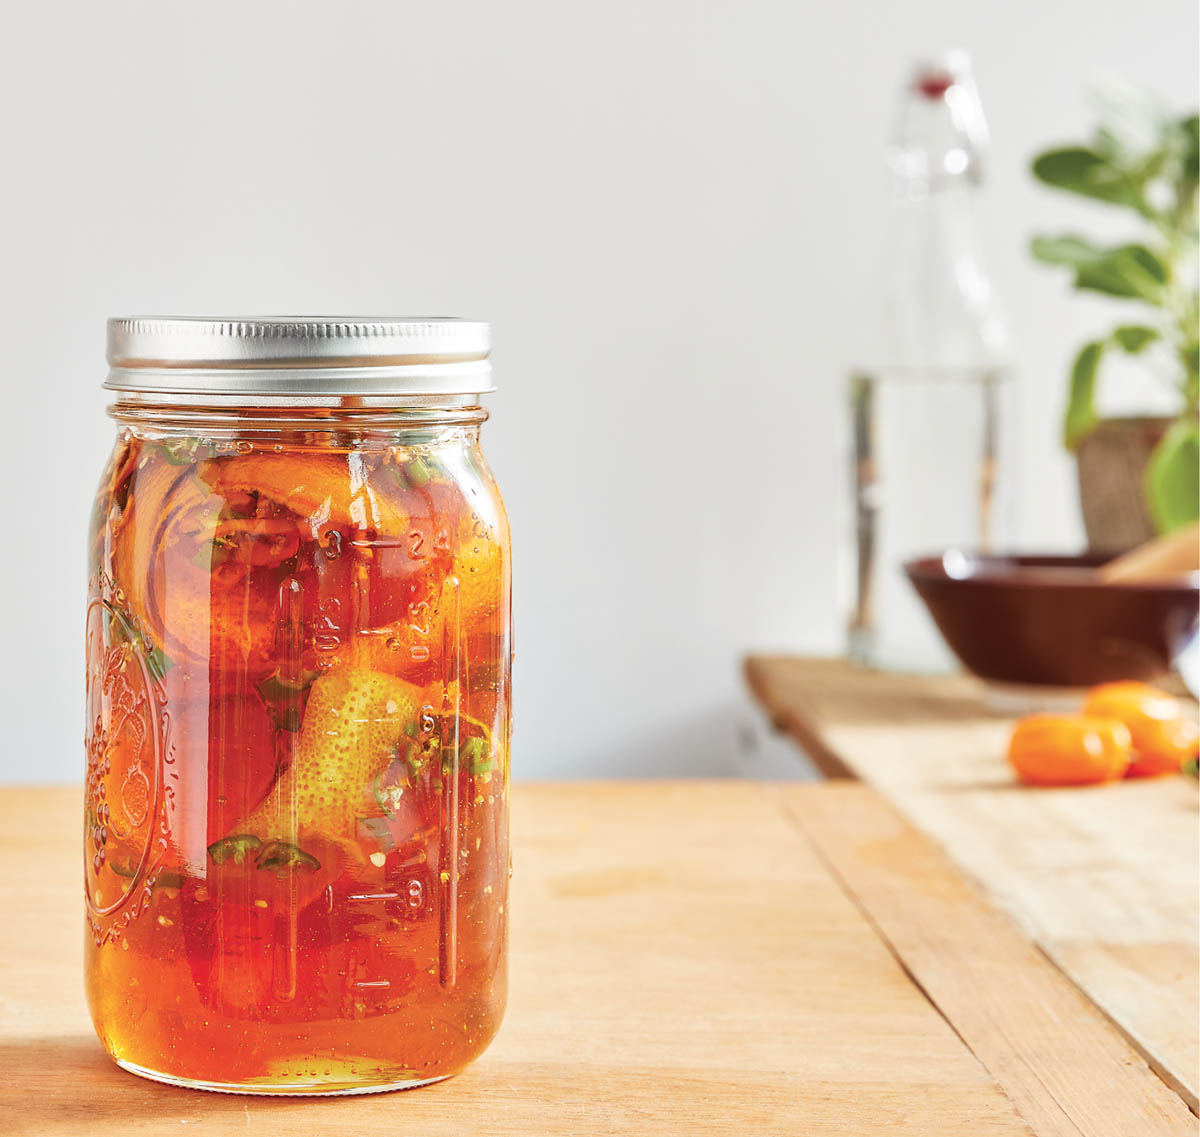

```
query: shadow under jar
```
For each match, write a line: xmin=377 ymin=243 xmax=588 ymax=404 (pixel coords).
xmin=84 ymin=317 xmax=511 ymax=1095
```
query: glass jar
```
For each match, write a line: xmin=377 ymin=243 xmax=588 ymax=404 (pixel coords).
xmin=84 ymin=318 xmax=511 ymax=1095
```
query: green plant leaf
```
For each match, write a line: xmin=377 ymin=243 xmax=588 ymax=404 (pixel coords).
xmin=1177 ymin=114 xmax=1200 ymax=220
xmin=1074 ymin=244 xmax=1168 ymax=303
xmin=1180 ymin=113 xmax=1199 ymax=177
xmin=1184 ymin=342 xmax=1200 ymax=408
xmin=142 ymin=641 xmax=174 ymax=682
xmin=1111 ymin=325 xmax=1160 ymax=353
xmin=1030 ymin=236 xmax=1167 ymax=303
xmin=1031 ymin=147 xmax=1138 ymax=206
xmin=403 ymin=456 xmax=432 ymax=487
xmin=1115 ymin=244 xmax=1168 ymax=281
xmin=160 ymin=437 xmax=216 ymax=466
xmin=255 ymin=669 xmax=316 ymax=733
xmin=1145 ymin=419 xmax=1200 ymax=532
xmin=1063 ymin=340 xmax=1104 ymax=450
xmin=1030 ymin=234 xmax=1107 ymax=267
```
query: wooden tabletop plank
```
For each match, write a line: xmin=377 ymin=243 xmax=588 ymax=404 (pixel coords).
xmin=745 ymin=655 xmax=1200 ymax=1114
xmin=0 ymin=783 xmax=1035 ymax=1137
xmin=785 ymin=782 xmax=1197 ymax=1137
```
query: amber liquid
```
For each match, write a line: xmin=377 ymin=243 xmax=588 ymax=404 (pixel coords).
xmin=84 ymin=416 xmax=510 ymax=1092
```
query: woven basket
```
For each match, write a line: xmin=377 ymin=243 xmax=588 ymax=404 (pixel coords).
xmin=1075 ymin=416 xmax=1170 ymax=554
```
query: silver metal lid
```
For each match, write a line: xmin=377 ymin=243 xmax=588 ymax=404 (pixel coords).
xmin=105 ymin=316 xmax=492 ymax=397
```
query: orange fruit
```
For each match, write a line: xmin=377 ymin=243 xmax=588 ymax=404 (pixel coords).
xmin=236 ymin=667 xmax=423 ymax=842
xmin=1007 ymin=714 xmax=1133 ymax=786
xmin=199 ymin=450 xmax=409 ymax=535
xmin=1082 ymin=681 xmax=1200 ymax=778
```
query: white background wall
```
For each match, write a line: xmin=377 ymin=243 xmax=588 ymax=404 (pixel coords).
xmin=1 ymin=1 xmax=1195 ymax=783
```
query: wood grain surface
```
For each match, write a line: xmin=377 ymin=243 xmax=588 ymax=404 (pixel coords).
xmin=0 ymin=783 xmax=1044 ymax=1137
xmin=746 ymin=655 xmax=1200 ymax=1116
xmin=3 ymin=782 xmax=1193 ymax=1135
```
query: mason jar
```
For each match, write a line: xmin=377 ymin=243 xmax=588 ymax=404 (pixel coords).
xmin=84 ymin=317 xmax=511 ymax=1094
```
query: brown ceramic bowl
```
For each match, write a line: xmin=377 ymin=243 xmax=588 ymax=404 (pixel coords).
xmin=905 ymin=552 xmax=1199 ymax=686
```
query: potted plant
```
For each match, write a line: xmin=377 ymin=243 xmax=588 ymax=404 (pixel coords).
xmin=1031 ymin=90 xmax=1198 ymax=552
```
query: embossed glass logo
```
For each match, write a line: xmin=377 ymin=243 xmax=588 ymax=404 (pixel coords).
xmin=84 ymin=595 xmax=163 ymax=918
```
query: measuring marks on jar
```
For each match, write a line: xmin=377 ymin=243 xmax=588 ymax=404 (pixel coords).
xmin=346 ymin=527 xmax=448 ymax=677
xmin=301 ymin=530 xmax=465 ymax=995
xmin=346 ymin=526 xmax=466 ymax=990
xmin=342 ymin=871 xmax=432 ymax=999
xmin=439 ymin=575 xmax=463 ymax=991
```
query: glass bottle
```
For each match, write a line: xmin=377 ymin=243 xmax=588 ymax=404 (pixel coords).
xmin=883 ymin=49 xmax=1007 ymax=367
xmin=848 ymin=51 xmax=1013 ymax=671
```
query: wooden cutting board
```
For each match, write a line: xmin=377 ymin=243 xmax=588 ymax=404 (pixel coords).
xmin=746 ymin=655 xmax=1200 ymax=1118
xmin=0 ymin=782 xmax=1193 ymax=1135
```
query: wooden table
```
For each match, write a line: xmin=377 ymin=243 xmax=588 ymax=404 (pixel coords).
xmin=747 ymin=655 xmax=1200 ymax=1130
xmin=0 ymin=783 xmax=1194 ymax=1136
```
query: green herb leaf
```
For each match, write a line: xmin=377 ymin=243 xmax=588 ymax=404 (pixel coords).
xmin=1063 ymin=340 xmax=1105 ymax=450
xmin=1111 ymin=325 xmax=1160 ymax=353
xmin=405 ymin=737 xmax=436 ymax=780
xmin=160 ymin=437 xmax=215 ymax=466
xmin=255 ymin=670 xmax=315 ymax=733
xmin=1030 ymin=234 xmax=1107 ymax=267
xmin=390 ymin=454 xmax=438 ymax=491
xmin=207 ymin=834 xmax=263 ymax=865
xmin=404 ymin=457 xmax=432 ymax=487
xmin=273 ymin=705 xmax=304 ymax=734
xmin=143 ymin=642 xmax=174 ymax=682
xmin=1145 ymin=418 xmax=1200 ymax=533
xmin=1030 ymin=236 xmax=1167 ymax=304
xmin=464 ymin=735 xmax=493 ymax=776
xmin=1185 ymin=344 xmax=1200 ymax=409
xmin=1031 ymin=147 xmax=1139 ymax=207
xmin=256 ymin=840 xmax=321 ymax=873
xmin=1179 ymin=114 xmax=1199 ymax=179
xmin=1074 ymin=244 xmax=1167 ymax=303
